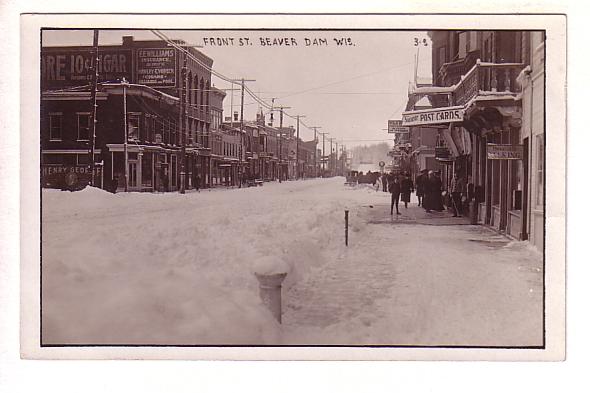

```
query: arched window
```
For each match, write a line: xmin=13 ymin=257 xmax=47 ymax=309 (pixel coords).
xmin=205 ymin=81 xmax=210 ymax=112
xmin=199 ymin=77 xmax=205 ymax=114
xmin=187 ymin=71 xmax=193 ymax=106
xmin=193 ymin=75 xmax=199 ymax=110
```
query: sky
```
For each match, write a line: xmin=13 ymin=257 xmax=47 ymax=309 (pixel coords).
xmin=42 ymin=29 xmax=432 ymax=148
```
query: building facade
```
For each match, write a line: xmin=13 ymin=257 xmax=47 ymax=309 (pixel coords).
xmin=41 ymin=35 xmax=215 ymax=191
xmin=402 ymin=30 xmax=545 ymax=251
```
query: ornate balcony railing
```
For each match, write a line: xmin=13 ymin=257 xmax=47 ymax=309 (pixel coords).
xmin=439 ymin=50 xmax=480 ymax=86
xmin=453 ymin=60 xmax=526 ymax=106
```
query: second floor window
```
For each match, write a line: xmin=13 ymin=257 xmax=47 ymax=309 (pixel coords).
xmin=128 ymin=114 xmax=140 ymax=141
xmin=49 ymin=113 xmax=62 ymax=141
xmin=77 ymin=113 xmax=90 ymax=141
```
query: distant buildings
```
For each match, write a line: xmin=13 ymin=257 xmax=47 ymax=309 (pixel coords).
xmin=40 ymin=35 xmax=322 ymax=191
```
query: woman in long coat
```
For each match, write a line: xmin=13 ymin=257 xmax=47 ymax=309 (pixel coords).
xmin=400 ymin=173 xmax=414 ymax=209
xmin=431 ymin=171 xmax=444 ymax=211
xmin=416 ymin=169 xmax=428 ymax=207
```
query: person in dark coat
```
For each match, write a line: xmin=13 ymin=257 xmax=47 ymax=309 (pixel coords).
xmin=431 ymin=171 xmax=444 ymax=211
xmin=162 ymin=169 xmax=169 ymax=192
xmin=450 ymin=172 xmax=466 ymax=217
xmin=389 ymin=174 xmax=401 ymax=215
xmin=194 ymin=173 xmax=201 ymax=192
xmin=423 ymin=170 xmax=434 ymax=212
xmin=416 ymin=169 xmax=428 ymax=206
xmin=110 ymin=175 xmax=119 ymax=194
xmin=400 ymin=173 xmax=414 ymax=209
xmin=381 ymin=173 xmax=388 ymax=192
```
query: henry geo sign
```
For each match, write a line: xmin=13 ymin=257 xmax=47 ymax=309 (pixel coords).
xmin=402 ymin=106 xmax=464 ymax=127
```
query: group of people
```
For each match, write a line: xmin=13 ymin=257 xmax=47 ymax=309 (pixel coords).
xmin=415 ymin=169 xmax=444 ymax=213
xmin=377 ymin=169 xmax=467 ymax=217
xmin=375 ymin=172 xmax=414 ymax=215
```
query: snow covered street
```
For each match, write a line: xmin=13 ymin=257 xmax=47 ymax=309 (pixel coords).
xmin=41 ymin=177 xmax=543 ymax=346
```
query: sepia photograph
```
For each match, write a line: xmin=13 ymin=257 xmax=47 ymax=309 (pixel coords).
xmin=17 ymin=13 xmax=566 ymax=360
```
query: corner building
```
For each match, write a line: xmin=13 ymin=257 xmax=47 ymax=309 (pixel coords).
xmin=41 ymin=35 xmax=215 ymax=191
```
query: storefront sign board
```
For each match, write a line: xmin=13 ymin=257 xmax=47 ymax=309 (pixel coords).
xmin=487 ymin=144 xmax=524 ymax=160
xmin=402 ymin=106 xmax=464 ymax=126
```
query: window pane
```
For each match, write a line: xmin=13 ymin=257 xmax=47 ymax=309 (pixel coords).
xmin=128 ymin=114 xmax=139 ymax=141
xmin=78 ymin=114 xmax=90 ymax=140
xmin=49 ymin=114 xmax=62 ymax=140
xmin=77 ymin=154 xmax=89 ymax=165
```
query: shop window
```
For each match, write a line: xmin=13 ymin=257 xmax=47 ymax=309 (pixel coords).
xmin=77 ymin=154 xmax=89 ymax=165
xmin=162 ymin=118 xmax=169 ymax=145
xmin=151 ymin=117 xmax=157 ymax=142
xmin=77 ymin=113 xmax=91 ymax=141
xmin=536 ymin=135 xmax=544 ymax=207
xmin=49 ymin=113 xmax=62 ymax=141
xmin=141 ymin=153 xmax=153 ymax=187
xmin=43 ymin=154 xmax=65 ymax=165
xmin=127 ymin=113 xmax=140 ymax=141
xmin=457 ymin=31 xmax=469 ymax=59
xmin=171 ymin=120 xmax=177 ymax=146
xmin=144 ymin=115 xmax=151 ymax=142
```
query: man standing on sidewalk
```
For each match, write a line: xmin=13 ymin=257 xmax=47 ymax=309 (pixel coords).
xmin=400 ymin=172 xmax=414 ymax=209
xmin=450 ymin=172 xmax=466 ymax=217
xmin=389 ymin=174 xmax=401 ymax=215
xmin=416 ymin=169 xmax=427 ymax=207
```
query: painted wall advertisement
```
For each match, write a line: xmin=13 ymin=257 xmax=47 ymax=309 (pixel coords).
xmin=41 ymin=49 xmax=132 ymax=88
xmin=136 ymin=48 xmax=177 ymax=87
xmin=41 ymin=46 xmax=178 ymax=89
xmin=42 ymin=165 xmax=102 ymax=190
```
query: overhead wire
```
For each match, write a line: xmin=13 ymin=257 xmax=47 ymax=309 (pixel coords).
xmin=151 ymin=29 xmax=414 ymax=147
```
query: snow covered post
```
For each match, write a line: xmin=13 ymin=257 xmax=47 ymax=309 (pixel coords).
xmin=255 ymin=272 xmax=287 ymax=323
xmin=345 ymin=209 xmax=349 ymax=246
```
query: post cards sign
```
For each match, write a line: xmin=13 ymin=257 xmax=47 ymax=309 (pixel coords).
xmin=402 ymin=106 xmax=464 ymax=127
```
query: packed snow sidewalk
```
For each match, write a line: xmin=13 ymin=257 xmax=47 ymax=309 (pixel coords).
xmin=41 ymin=178 xmax=543 ymax=346
xmin=281 ymin=191 xmax=544 ymax=346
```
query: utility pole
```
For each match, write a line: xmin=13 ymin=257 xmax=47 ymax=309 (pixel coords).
xmin=89 ymin=29 xmax=99 ymax=187
xmin=233 ymin=78 xmax=256 ymax=188
xmin=295 ymin=115 xmax=305 ymax=180
xmin=310 ymin=126 xmax=321 ymax=178
xmin=179 ymin=53 xmax=187 ymax=194
xmin=230 ymin=81 xmax=234 ymax=128
xmin=319 ymin=132 xmax=328 ymax=177
xmin=122 ymin=77 xmax=129 ymax=192
xmin=276 ymin=105 xmax=291 ymax=182
xmin=342 ymin=145 xmax=346 ymax=175
xmin=329 ymin=137 xmax=335 ymax=177
xmin=335 ymin=141 xmax=339 ymax=176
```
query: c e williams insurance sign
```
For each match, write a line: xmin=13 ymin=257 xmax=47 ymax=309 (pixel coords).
xmin=402 ymin=106 xmax=464 ymax=127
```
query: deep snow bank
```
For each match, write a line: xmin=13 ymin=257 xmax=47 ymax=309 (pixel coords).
xmin=41 ymin=178 xmax=380 ymax=344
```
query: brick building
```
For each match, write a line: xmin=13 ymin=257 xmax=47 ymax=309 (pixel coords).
xmin=41 ymin=35 xmax=215 ymax=191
